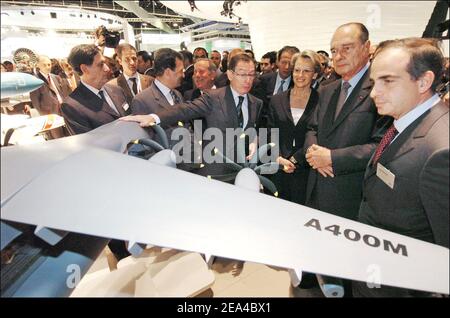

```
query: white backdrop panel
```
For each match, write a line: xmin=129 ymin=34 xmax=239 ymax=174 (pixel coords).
xmin=244 ymin=1 xmax=438 ymax=59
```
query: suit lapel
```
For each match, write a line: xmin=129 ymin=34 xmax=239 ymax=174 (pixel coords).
xmin=103 ymin=85 xmax=125 ymax=117
xmin=224 ymin=86 xmax=239 ymax=128
xmin=151 ymin=82 xmax=172 ymax=110
xmin=268 ymin=73 xmax=277 ymax=95
xmin=327 ymin=69 xmax=372 ymax=136
xmin=322 ymin=81 xmax=341 ymax=136
xmin=365 ymin=102 xmax=448 ymax=179
xmin=117 ymin=74 xmax=133 ymax=104
xmin=296 ymin=88 xmax=318 ymax=129
xmin=49 ymin=74 xmax=63 ymax=97
xmin=282 ymin=90 xmax=295 ymax=125
xmin=37 ymin=72 xmax=58 ymax=97
xmin=77 ymin=84 xmax=105 ymax=112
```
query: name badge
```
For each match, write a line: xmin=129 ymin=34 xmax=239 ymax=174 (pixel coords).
xmin=376 ymin=163 xmax=395 ymax=189
xmin=122 ymin=103 xmax=130 ymax=111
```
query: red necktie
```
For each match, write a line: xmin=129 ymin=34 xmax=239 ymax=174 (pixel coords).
xmin=372 ymin=124 xmax=398 ymax=164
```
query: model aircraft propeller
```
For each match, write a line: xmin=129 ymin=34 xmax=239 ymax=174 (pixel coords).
xmin=207 ymin=142 xmax=280 ymax=197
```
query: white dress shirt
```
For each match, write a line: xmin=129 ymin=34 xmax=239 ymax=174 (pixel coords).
xmin=392 ymin=94 xmax=441 ymax=143
xmin=124 ymin=73 xmax=142 ymax=96
xmin=81 ymin=79 xmax=119 ymax=115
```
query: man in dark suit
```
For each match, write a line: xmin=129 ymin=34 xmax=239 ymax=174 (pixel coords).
xmin=253 ymin=46 xmax=300 ymax=127
xmin=122 ymin=53 xmax=263 ymax=177
xmin=352 ymin=38 xmax=449 ymax=297
xmin=183 ymin=58 xmax=217 ymax=101
xmin=61 ymin=44 xmax=131 ymax=135
xmin=30 ymin=55 xmax=72 ymax=139
xmin=304 ymin=22 xmax=386 ymax=221
xmin=108 ymin=44 xmax=153 ymax=106
xmin=302 ymin=23 xmax=389 ymax=295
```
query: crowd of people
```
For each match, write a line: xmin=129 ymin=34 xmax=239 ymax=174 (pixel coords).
xmin=1 ymin=21 xmax=449 ymax=297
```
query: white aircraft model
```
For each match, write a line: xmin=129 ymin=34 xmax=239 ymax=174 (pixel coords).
xmin=1 ymin=120 xmax=448 ymax=297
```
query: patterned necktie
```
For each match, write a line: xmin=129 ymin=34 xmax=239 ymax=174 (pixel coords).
xmin=130 ymin=77 xmax=138 ymax=95
xmin=170 ymin=90 xmax=181 ymax=105
xmin=277 ymin=79 xmax=286 ymax=94
xmin=236 ymin=96 xmax=244 ymax=128
xmin=334 ymin=81 xmax=351 ymax=120
xmin=372 ymin=124 xmax=399 ymax=165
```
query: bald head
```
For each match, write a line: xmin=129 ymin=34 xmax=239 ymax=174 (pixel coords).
xmin=37 ymin=55 xmax=52 ymax=75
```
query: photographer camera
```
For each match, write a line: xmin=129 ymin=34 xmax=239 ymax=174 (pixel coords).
xmin=94 ymin=25 xmax=121 ymax=59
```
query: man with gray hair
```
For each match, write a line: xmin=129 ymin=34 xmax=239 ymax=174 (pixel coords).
xmin=301 ymin=22 xmax=389 ymax=294
xmin=30 ymin=54 xmax=71 ymax=138
xmin=184 ymin=58 xmax=217 ymax=101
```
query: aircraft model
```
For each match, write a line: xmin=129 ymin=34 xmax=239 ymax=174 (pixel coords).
xmin=1 ymin=72 xmax=43 ymax=99
xmin=1 ymin=120 xmax=449 ymax=297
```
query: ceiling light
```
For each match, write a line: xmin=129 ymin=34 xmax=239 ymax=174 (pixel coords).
xmin=173 ymin=23 xmax=178 ymax=27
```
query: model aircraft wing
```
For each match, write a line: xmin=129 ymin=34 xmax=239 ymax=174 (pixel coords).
xmin=1 ymin=147 xmax=448 ymax=295
xmin=1 ymin=120 xmax=150 ymax=206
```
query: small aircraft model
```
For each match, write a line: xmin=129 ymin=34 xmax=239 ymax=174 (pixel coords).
xmin=1 ymin=119 xmax=448 ymax=297
xmin=1 ymin=71 xmax=66 ymax=146
xmin=1 ymin=72 xmax=43 ymax=99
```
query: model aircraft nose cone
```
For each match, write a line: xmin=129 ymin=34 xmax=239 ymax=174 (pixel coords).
xmin=235 ymin=168 xmax=260 ymax=192
xmin=1 ymin=72 xmax=44 ymax=99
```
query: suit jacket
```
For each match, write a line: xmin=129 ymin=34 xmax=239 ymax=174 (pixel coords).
xmin=354 ymin=101 xmax=449 ymax=297
xmin=30 ymin=73 xmax=71 ymax=115
xmin=183 ymin=88 xmax=202 ymax=102
xmin=303 ymin=68 xmax=389 ymax=220
xmin=61 ymin=83 xmax=130 ymax=135
xmin=267 ymin=89 xmax=319 ymax=204
xmin=108 ymin=73 xmax=153 ymax=106
xmin=253 ymin=71 xmax=294 ymax=128
xmin=156 ymin=86 xmax=263 ymax=176
xmin=131 ymin=81 xmax=187 ymax=149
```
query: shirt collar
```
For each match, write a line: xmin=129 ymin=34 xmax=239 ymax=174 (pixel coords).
xmin=154 ymin=78 xmax=171 ymax=98
xmin=81 ymin=79 xmax=102 ymax=96
xmin=276 ymin=72 xmax=291 ymax=84
xmin=40 ymin=71 xmax=50 ymax=80
xmin=394 ymin=94 xmax=441 ymax=134
xmin=229 ymin=86 xmax=247 ymax=106
xmin=345 ymin=61 xmax=370 ymax=88
xmin=124 ymin=72 xmax=138 ymax=81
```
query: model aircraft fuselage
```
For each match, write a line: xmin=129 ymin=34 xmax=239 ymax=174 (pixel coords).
xmin=1 ymin=72 xmax=43 ymax=99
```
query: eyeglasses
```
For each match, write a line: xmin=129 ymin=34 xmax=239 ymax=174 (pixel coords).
xmin=231 ymin=70 xmax=257 ymax=79
xmin=293 ymin=68 xmax=314 ymax=74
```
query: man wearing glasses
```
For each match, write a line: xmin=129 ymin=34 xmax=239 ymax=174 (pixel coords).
xmin=122 ymin=53 xmax=263 ymax=177
xmin=108 ymin=43 xmax=153 ymax=106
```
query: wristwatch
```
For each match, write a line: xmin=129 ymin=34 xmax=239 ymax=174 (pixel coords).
xmin=289 ymin=156 xmax=298 ymax=165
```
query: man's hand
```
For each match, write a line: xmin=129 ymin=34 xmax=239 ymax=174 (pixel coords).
xmin=276 ymin=157 xmax=296 ymax=174
xmin=120 ymin=115 xmax=155 ymax=127
xmin=246 ymin=140 xmax=258 ymax=160
xmin=317 ymin=165 xmax=334 ymax=178
xmin=306 ymin=144 xmax=332 ymax=169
